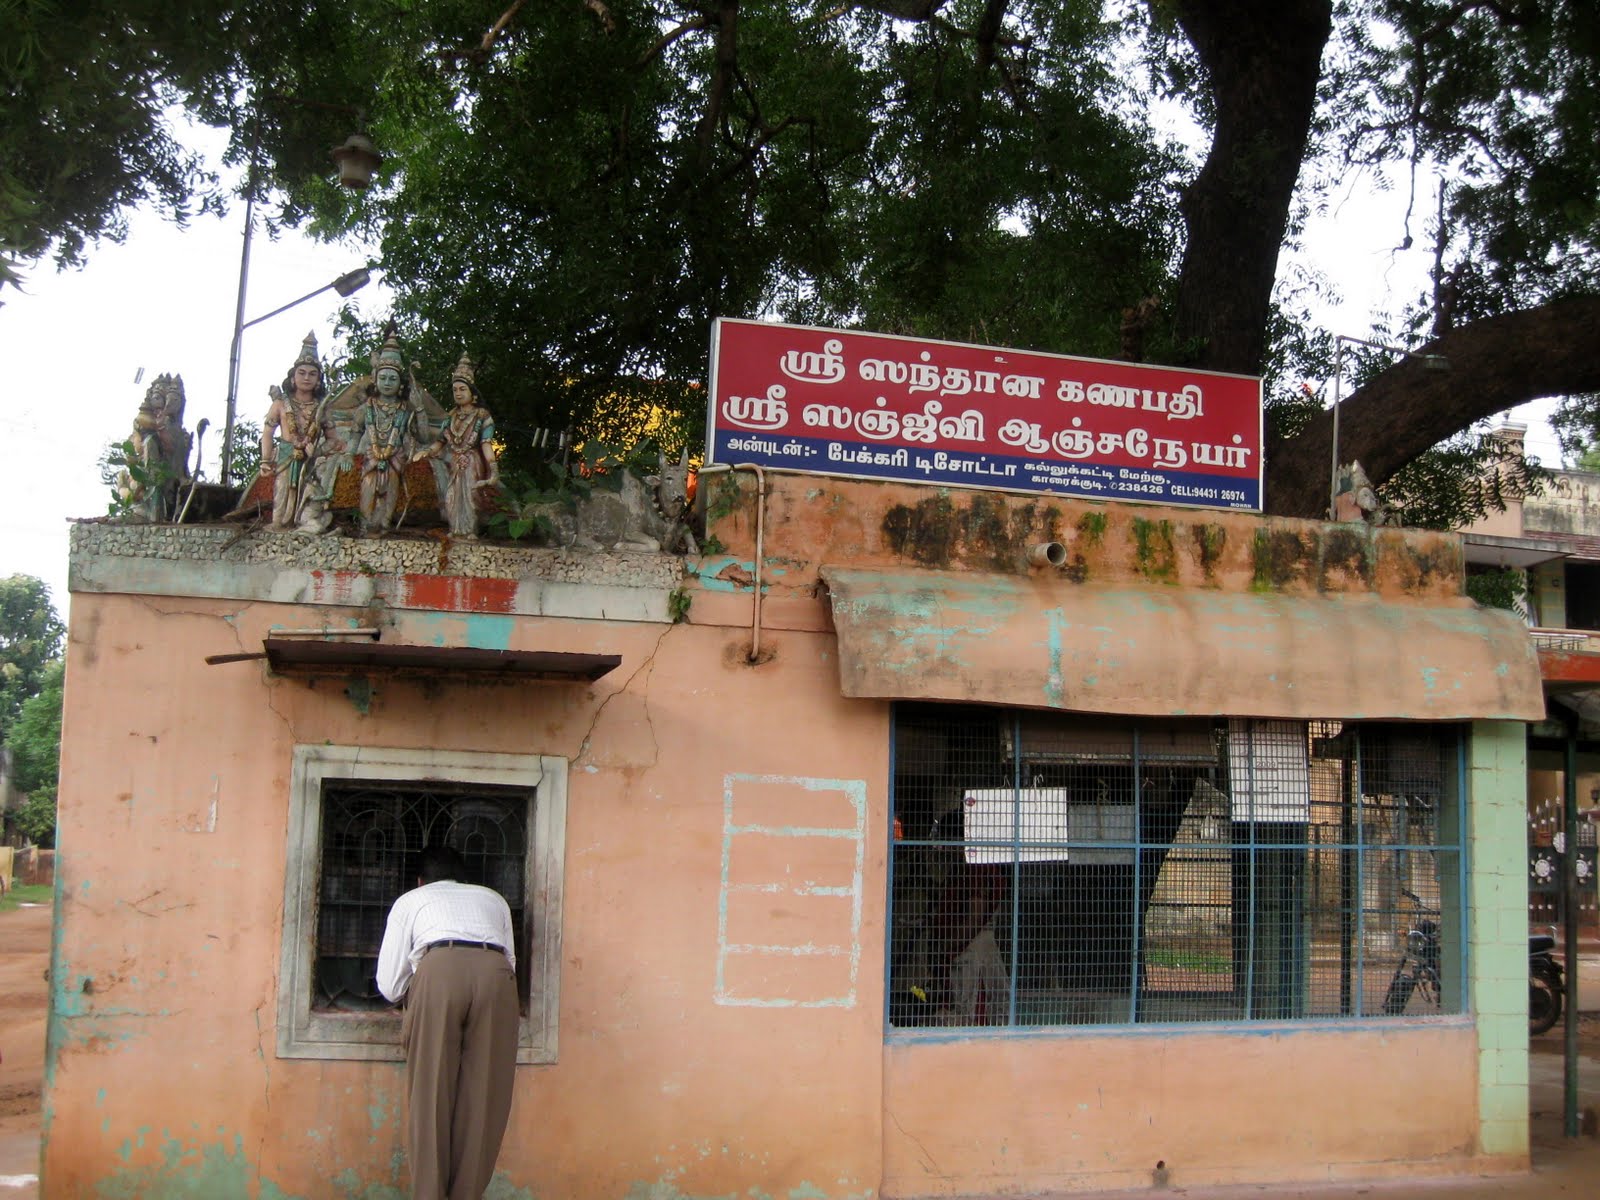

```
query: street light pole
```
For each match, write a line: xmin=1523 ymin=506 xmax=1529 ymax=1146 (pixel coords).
xmin=221 ymin=128 xmax=261 ymax=490
xmin=1327 ymin=334 xmax=1450 ymax=520
xmin=220 ymin=267 xmax=373 ymax=486
xmin=218 ymin=101 xmax=382 ymax=486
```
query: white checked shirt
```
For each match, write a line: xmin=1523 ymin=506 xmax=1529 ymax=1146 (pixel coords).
xmin=376 ymin=880 xmax=516 ymax=1002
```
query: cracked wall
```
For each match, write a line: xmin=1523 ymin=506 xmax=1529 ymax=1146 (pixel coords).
xmin=45 ymin=574 xmax=889 ymax=1200
xmin=48 ymin=509 xmax=1523 ymax=1198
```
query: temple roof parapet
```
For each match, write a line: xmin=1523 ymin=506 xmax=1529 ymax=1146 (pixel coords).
xmin=68 ymin=521 xmax=683 ymax=623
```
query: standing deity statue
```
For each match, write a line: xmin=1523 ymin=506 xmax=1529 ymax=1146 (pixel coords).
xmin=117 ymin=373 xmax=193 ymax=522
xmin=350 ymin=330 xmax=424 ymax=536
xmin=261 ymin=332 xmax=342 ymax=533
xmin=418 ymin=354 xmax=500 ymax=539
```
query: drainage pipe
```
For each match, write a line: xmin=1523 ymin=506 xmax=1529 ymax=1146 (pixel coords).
xmin=1028 ymin=542 xmax=1067 ymax=569
xmin=698 ymin=463 xmax=768 ymax=662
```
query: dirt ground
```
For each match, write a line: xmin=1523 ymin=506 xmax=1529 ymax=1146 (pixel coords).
xmin=0 ymin=901 xmax=47 ymax=1198
xmin=0 ymin=900 xmax=1596 ymax=1200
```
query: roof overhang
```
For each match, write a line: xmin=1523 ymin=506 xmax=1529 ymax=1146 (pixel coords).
xmin=1537 ymin=646 xmax=1600 ymax=692
xmin=821 ymin=566 xmax=1545 ymax=722
xmin=1462 ymin=531 xmax=1567 ymax=569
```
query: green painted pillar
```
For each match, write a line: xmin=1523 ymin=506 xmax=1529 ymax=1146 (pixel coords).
xmin=1468 ymin=720 xmax=1530 ymax=1159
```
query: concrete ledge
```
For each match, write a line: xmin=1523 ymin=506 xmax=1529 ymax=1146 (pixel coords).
xmin=68 ymin=522 xmax=684 ymax=623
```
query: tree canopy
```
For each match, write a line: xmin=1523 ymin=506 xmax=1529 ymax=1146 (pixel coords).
xmin=10 ymin=1 xmax=1599 ymax=515
xmin=9 ymin=658 xmax=62 ymax=799
xmin=0 ymin=575 xmax=63 ymax=846
xmin=0 ymin=574 xmax=64 ymax=740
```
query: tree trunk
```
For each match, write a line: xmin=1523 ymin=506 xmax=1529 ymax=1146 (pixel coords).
xmin=1264 ymin=295 xmax=1600 ymax=517
xmin=1170 ymin=0 xmax=1332 ymax=375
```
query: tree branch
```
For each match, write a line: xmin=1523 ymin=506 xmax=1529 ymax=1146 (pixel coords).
xmin=848 ymin=1 xmax=951 ymax=19
xmin=1420 ymin=0 xmax=1540 ymax=42
xmin=696 ymin=2 xmax=741 ymax=163
xmin=974 ymin=0 xmax=1011 ymax=71
xmin=1264 ymin=295 xmax=1600 ymax=517
xmin=637 ymin=15 xmax=710 ymax=67
xmin=440 ymin=0 xmax=528 ymax=67
xmin=583 ymin=0 xmax=617 ymax=34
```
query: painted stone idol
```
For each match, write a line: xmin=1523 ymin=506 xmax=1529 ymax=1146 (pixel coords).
xmin=119 ymin=373 xmax=193 ymax=521
xmin=261 ymin=332 xmax=342 ymax=533
xmin=419 ymin=354 xmax=499 ymax=539
xmin=350 ymin=331 xmax=424 ymax=536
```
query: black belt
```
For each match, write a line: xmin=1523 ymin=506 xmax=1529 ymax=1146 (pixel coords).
xmin=425 ymin=939 xmax=505 ymax=955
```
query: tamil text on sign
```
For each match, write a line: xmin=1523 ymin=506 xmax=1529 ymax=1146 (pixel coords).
xmin=707 ymin=319 xmax=1263 ymax=511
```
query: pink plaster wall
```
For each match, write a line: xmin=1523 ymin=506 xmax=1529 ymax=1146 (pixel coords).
xmin=699 ymin=472 xmax=1468 ymax=602
xmin=45 ymin=564 xmax=1512 ymax=1199
xmin=45 ymin=592 xmax=888 ymax=1199
xmin=882 ymin=1025 xmax=1483 ymax=1196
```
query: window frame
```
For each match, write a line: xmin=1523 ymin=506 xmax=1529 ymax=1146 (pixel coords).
xmin=884 ymin=707 xmax=1467 ymax=1036
xmin=275 ymin=744 xmax=567 ymax=1063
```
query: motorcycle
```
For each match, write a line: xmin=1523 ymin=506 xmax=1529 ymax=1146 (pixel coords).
xmin=1382 ymin=888 xmax=1441 ymax=1015
xmin=1382 ymin=888 xmax=1567 ymax=1035
xmin=1529 ymin=928 xmax=1566 ymax=1036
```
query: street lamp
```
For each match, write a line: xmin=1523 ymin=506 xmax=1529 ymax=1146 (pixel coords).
xmin=331 ymin=134 xmax=383 ymax=190
xmin=220 ymin=266 xmax=373 ymax=485
xmin=220 ymin=103 xmax=382 ymax=487
xmin=1327 ymin=334 xmax=1450 ymax=520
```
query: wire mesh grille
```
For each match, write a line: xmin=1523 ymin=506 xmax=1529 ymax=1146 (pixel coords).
xmin=888 ymin=705 xmax=1462 ymax=1029
xmin=315 ymin=782 xmax=531 ymax=1011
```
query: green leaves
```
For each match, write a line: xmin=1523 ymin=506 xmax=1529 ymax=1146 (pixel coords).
xmin=0 ymin=574 xmax=64 ymax=741
xmin=1337 ymin=1 xmax=1600 ymax=314
xmin=1376 ymin=427 xmax=1548 ymax=531
xmin=10 ymin=1 xmax=1598 ymax=514
xmin=1 ymin=1 xmax=221 ymax=280
xmin=298 ymin=2 xmax=1179 ymax=458
xmin=0 ymin=572 xmax=63 ymax=846
xmin=8 ymin=658 xmax=63 ymax=797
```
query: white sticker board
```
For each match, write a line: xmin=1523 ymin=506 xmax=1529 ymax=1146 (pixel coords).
xmin=961 ymin=789 xmax=1134 ymax=864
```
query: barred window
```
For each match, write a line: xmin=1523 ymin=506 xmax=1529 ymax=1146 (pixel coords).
xmin=888 ymin=706 xmax=1463 ymax=1030
xmin=315 ymin=783 xmax=531 ymax=1012
xmin=276 ymin=746 xmax=567 ymax=1062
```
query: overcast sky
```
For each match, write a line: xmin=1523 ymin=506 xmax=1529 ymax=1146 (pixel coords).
xmin=0 ymin=123 xmax=392 ymax=615
xmin=0 ymin=124 xmax=1562 ymax=621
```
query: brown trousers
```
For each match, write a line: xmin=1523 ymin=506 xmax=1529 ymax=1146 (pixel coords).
xmin=401 ymin=946 xmax=520 ymax=1200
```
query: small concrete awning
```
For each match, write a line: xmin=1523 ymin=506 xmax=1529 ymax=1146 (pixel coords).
xmin=1462 ymin=531 xmax=1566 ymax=569
xmin=259 ymin=638 xmax=620 ymax=681
xmin=821 ymin=566 xmax=1545 ymax=721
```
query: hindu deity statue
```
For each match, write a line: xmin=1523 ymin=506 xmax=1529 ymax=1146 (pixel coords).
xmin=118 ymin=373 xmax=192 ymax=521
xmin=419 ymin=353 xmax=500 ymax=539
xmin=350 ymin=330 xmax=424 ymax=536
xmin=261 ymin=332 xmax=342 ymax=533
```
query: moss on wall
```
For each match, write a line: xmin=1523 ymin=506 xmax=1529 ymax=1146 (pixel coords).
xmin=1077 ymin=511 xmax=1108 ymax=547
xmin=1392 ymin=540 xmax=1464 ymax=594
xmin=1320 ymin=526 xmax=1373 ymax=590
xmin=1193 ymin=523 xmax=1227 ymax=581
xmin=1252 ymin=528 xmax=1311 ymax=591
xmin=881 ymin=493 xmax=1065 ymax=572
xmin=1131 ymin=518 xmax=1177 ymax=581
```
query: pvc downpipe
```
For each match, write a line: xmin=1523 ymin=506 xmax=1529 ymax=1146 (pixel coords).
xmin=700 ymin=463 xmax=767 ymax=661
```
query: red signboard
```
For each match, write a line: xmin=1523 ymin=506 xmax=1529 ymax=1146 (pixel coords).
xmin=707 ymin=319 xmax=1263 ymax=511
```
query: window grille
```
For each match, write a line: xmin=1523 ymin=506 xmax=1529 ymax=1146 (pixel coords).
xmin=888 ymin=705 xmax=1463 ymax=1030
xmin=316 ymin=783 xmax=531 ymax=1012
